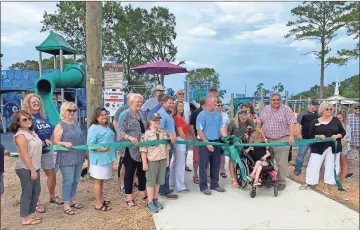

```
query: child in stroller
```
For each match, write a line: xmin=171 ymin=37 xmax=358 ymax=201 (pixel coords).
xmin=243 ymin=131 xmax=278 ymax=197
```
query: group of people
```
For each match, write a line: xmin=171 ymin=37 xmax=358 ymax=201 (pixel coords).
xmin=0 ymin=85 xmax=359 ymax=226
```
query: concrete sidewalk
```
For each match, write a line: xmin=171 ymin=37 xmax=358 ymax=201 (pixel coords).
xmin=154 ymin=151 xmax=359 ymax=230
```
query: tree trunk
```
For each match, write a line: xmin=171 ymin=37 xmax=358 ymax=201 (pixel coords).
xmin=320 ymin=55 xmax=325 ymax=99
xmin=86 ymin=1 xmax=102 ymax=128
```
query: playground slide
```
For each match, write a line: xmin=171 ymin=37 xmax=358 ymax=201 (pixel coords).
xmin=35 ymin=63 xmax=85 ymax=126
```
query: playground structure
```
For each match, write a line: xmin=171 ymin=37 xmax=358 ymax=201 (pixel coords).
xmin=1 ymin=32 xmax=87 ymax=132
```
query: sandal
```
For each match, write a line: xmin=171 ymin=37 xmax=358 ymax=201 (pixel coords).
xmin=231 ymin=179 xmax=240 ymax=188
xmin=220 ymin=172 xmax=227 ymax=178
xmin=103 ymin=200 xmax=110 ymax=206
xmin=95 ymin=204 xmax=111 ymax=211
xmin=299 ymin=184 xmax=314 ymax=190
xmin=185 ymin=166 xmax=192 ymax=172
xmin=50 ymin=196 xmax=64 ymax=205
xmin=193 ymin=176 xmax=199 ymax=184
xmin=70 ymin=203 xmax=83 ymax=209
xmin=322 ymin=188 xmax=330 ymax=195
xmin=35 ymin=203 xmax=45 ymax=213
xmin=126 ymin=199 xmax=137 ymax=207
xmin=22 ymin=218 xmax=42 ymax=226
xmin=253 ymin=182 xmax=261 ymax=187
xmin=64 ymin=208 xmax=76 ymax=215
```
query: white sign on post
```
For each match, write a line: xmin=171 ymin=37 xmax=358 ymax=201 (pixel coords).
xmin=104 ymin=63 xmax=124 ymax=89
xmin=103 ymin=89 xmax=125 ymax=116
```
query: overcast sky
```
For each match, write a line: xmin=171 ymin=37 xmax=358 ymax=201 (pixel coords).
xmin=1 ymin=1 xmax=357 ymax=102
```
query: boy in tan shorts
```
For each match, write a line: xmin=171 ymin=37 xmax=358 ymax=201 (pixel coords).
xmin=140 ymin=113 xmax=170 ymax=213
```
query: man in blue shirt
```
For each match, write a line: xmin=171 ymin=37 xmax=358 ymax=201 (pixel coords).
xmin=196 ymin=95 xmax=227 ymax=195
xmin=157 ymin=95 xmax=178 ymax=200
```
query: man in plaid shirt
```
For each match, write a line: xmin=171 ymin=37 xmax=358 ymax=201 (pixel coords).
xmin=259 ymin=93 xmax=296 ymax=191
xmin=348 ymin=103 xmax=360 ymax=155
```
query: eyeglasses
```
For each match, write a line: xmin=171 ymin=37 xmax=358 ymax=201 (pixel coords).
xmin=325 ymin=108 xmax=333 ymax=111
xmin=272 ymin=99 xmax=281 ymax=102
xmin=177 ymin=93 xmax=184 ymax=95
xmin=216 ymin=104 xmax=223 ymax=107
xmin=100 ymin=111 xmax=110 ymax=116
xmin=21 ymin=117 xmax=32 ymax=122
xmin=67 ymin=109 xmax=77 ymax=113
xmin=31 ymin=100 xmax=41 ymax=105
xmin=238 ymin=110 xmax=248 ymax=115
xmin=355 ymin=107 xmax=360 ymax=110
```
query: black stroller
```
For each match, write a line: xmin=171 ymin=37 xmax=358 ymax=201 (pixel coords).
xmin=235 ymin=130 xmax=279 ymax=198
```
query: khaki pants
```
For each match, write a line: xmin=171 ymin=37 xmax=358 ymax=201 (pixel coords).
xmin=268 ymin=136 xmax=290 ymax=185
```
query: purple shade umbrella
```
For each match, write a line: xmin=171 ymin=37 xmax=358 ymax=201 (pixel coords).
xmin=131 ymin=61 xmax=188 ymax=85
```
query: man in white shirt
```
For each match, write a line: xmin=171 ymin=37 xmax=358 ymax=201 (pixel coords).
xmin=175 ymin=89 xmax=192 ymax=171
xmin=216 ymin=100 xmax=230 ymax=178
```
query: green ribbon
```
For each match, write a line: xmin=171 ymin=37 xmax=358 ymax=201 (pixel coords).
xmin=11 ymin=136 xmax=344 ymax=191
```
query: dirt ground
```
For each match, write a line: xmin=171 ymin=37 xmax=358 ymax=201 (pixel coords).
xmin=0 ymin=156 xmax=156 ymax=230
xmin=287 ymin=148 xmax=359 ymax=212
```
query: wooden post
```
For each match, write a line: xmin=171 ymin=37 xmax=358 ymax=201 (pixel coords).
xmin=86 ymin=1 xmax=102 ymax=128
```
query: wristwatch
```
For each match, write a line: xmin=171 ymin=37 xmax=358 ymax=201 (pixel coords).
xmin=30 ymin=168 xmax=36 ymax=173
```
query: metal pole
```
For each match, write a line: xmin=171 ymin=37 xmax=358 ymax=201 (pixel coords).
xmin=60 ymin=49 xmax=64 ymax=103
xmin=39 ymin=51 xmax=43 ymax=77
xmin=245 ymin=84 xmax=247 ymax=97
xmin=86 ymin=1 xmax=102 ymax=128
xmin=285 ymin=90 xmax=289 ymax=106
xmin=186 ymin=80 xmax=190 ymax=102
xmin=1 ymin=94 xmax=6 ymax=133
xmin=230 ymin=93 xmax=235 ymax=118
xmin=53 ymin=55 xmax=57 ymax=69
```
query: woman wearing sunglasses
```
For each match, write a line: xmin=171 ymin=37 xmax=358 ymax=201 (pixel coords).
xmin=53 ymin=102 xmax=85 ymax=215
xmin=87 ymin=108 xmax=116 ymax=211
xmin=10 ymin=111 xmax=43 ymax=226
xmin=300 ymin=102 xmax=345 ymax=195
xmin=22 ymin=93 xmax=63 ymax=213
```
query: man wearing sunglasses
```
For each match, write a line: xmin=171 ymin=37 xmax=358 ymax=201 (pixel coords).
xmin=348 ymin=103 xmax=360 ymax=162
xmin=259 ymin=93 xmax=296 ymax=191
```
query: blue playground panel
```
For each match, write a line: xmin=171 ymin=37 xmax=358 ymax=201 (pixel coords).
xmin=1 ymin=69 xmax=87 ymax=131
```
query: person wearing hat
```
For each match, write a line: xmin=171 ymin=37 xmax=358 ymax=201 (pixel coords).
xmin=142 ymin=85 xmax=165 ymax=116
xmin=140 ymin=113 xmax=170 ymax=213
xmin=294 ymin=99 xmax=319 ymax=176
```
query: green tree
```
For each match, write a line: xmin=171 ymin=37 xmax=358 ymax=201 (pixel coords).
xmin=285 ymin=1 xmax=348 ymax=99
xmin=271 ymin=82 xmax=284 ymax=94
xmin=186 ymin=68 xmax=226 ymax=98
xmin=291 ymin=75 xmax=360 ymax=99
xmin=328 ymin=2 xmax=360 ymax=66
xmin=41 ymin=2 xmax=181 ymax=91
xmin=9 ymin=57 xmax=75 ymax=71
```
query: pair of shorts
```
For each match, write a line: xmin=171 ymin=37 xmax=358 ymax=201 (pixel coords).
xmin=41 ymin=152 xmax=55 ymax=169
xmin=0 ymin=172 xmax=4 ymax=195
xmin=193 ymin=146 xmax=199 ymax=163
xmin=90 ymin=162 xmax=113 ymax=180
xmin=146 ymin=159 xmax=166 ymax=187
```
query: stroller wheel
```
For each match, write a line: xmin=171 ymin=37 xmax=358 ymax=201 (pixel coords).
xmin=250 ymin=187 xmax=256 ymax=198
xmin=274 ymin=186 xmax=278 ymax=197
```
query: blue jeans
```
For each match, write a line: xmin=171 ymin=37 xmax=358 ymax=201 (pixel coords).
xmin=160 ymin=144 xmax=173 ymax=196
xmin=294 ymin=144 xmax=311 ymax=174
xmin=60 ymin=165 xmax=83 ymax=202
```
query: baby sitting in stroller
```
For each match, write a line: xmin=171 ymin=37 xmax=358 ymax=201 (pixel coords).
xmin=245 ymin=131 xmax=271 ymax=187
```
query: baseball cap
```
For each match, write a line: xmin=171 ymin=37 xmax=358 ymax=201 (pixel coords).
xmin=151 ymin=113 xmax=162 ymax=121
xmin=310 ymin=99 xmax=319 ymax=106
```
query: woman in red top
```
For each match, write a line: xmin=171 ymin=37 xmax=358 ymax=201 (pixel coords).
xmin=169 ymin=101 xmax=190 ymax=192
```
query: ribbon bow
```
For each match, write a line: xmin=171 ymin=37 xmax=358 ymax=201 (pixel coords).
xmin=221 ymin=135 xmax=247 ymax=182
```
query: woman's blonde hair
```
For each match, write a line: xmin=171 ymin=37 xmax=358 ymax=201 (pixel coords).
xmin=60 ymin=101 xmax=76 ymax=121
xmin=22 ymin=93 xmax=47 ymax=119
xmin=172 ymin=101 xmax=184 ymax=118
xmin=336 ymin=111 xmax=347 ymax=128
xmin=249 ymin=131 xmax=265 ymax=143
xmin=234 ymin=110 xmax=248 ymax=128
xmin=318 ymin=102 xmax=334 ymax=115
